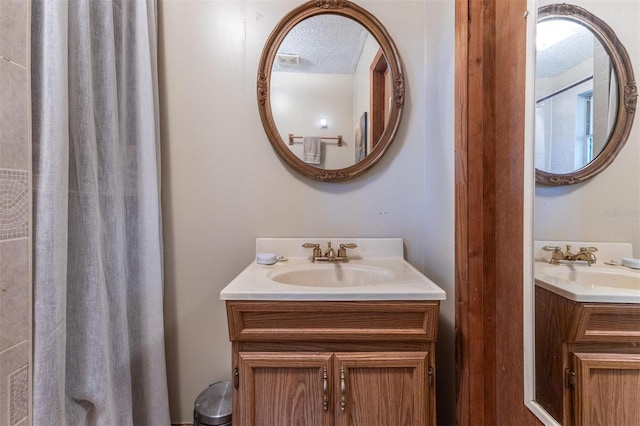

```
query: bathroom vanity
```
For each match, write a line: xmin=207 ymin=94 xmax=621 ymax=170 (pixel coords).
xmin=226 ymin=300 xmax=439 ymax=425
xmin=221 ymin=238 xmax=445 ymax=425
xmin=534 ymin=250 xmax=640 ymax=425
xmin=535 ymin=287 xmax=640 ymax=425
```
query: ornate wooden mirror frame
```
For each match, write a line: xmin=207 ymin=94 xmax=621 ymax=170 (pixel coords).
xmin=257 ymin=0 xmax=405 ymax=182
xmin=535 ymin=3 xmax=637 ymax=186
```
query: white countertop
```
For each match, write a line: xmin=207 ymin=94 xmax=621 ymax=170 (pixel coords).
xmin=534 ymin=261 xmax=640 ymax=304
xmin=220 ymin=238 xmax=446 ymax=301
xmin=534 ymin=240 xmax=639 ymax=303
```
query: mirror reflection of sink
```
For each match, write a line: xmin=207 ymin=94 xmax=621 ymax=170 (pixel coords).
xmin=541 ymin=267 xmax=640 ymax=290
xmin=534 ymin=261 xmax=640 ymax=303
xmin=268 ymin=264 xmax=396 ymax=287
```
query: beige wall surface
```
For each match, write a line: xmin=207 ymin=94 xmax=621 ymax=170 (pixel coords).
xmin=0 ymin=1 xmax=31 ymax=425
xmin=159 ymin=0 xmax=455 ymax=423
xmin=535 ymin=0 xmax=640 ymax=256
xmin=271 ymin=72 xmax=356 ymax=169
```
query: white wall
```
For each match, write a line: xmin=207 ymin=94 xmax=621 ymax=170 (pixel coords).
xmin=158 ymin=0 xmax=455 ymax=423
xmin=535 ymin=0 xmax=640 ymax=257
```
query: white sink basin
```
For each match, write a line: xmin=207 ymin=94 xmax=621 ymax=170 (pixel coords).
xmin=535 ymin=262 xmax=640 ymax=303
xmin=219 ymin=238 xmax=446 ymax=301
xmin=268 ymin=264 xmax=397 ymax=287
xmin=543 ymin=268 xmax=639 ymax=290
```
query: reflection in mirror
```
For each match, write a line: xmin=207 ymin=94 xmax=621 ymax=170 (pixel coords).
xmin=530 ymin=3 xmax=640 ymax=425
xmin=270 ymin=15 xmax=389 ymax=170
xmin=535 ymin=19 xmax=617 ymax=174
xmin=534 ymin=3 xmax=636 ymax=185
xmin=257 ymin=0 xmax=404 ymax=182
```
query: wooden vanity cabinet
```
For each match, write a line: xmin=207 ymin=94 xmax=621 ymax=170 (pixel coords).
xmin=238 ymin=352 xmax=332 ymax=426
xmin=225 ymin=300 xmax=440 ymax=426
xmin=571 ymin=352 xmax=640 ymax=425
xmin=535 ymin=286 xmax=640 ymax=425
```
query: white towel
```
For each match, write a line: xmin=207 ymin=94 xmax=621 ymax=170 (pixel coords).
xmin=303 ymin=136 xmax=321 ymax=164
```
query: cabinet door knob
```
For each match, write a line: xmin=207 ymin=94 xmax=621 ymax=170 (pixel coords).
xmin=322 ymin=367 xmax=328 ymax=412
xmin=340 ymin=367 xmax=346 ymax=412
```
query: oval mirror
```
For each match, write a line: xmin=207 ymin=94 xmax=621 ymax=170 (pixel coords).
xmin=257 ymin=0 xmax=405 ymax=182
xmin=535 ymin=3 xmax=637 ymax=185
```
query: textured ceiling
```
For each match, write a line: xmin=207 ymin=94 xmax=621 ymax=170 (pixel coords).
xmin=273 ymin=14 xmax=371 ymax=74
xmin=536 ymin=21 xmax=596 ymax=79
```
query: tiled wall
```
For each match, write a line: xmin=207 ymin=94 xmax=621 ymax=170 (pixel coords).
xmin=0 ymin=1 xmax=31 ymax=426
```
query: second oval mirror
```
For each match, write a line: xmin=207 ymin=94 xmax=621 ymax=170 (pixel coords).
xmin=535 ymin=3 xmax=637 ymax=185
xmin=258 ymin=0 xmax=405 ymax=182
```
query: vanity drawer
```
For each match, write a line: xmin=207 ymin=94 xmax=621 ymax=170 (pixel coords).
xmin=226 ymin=300 xmax=439 ymax=342
xmin=569 ymin=304 xmax=640 ymax=343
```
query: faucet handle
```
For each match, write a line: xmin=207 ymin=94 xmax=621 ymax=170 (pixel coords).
xmin=579 ymin=246 xmax=598 ymax=252
xmin=542 ymin=246 xmax=563 ymax=264
xmin=302 ymin=243 xmax=322 ymax=259
xmin=542 ymin=246 xmax=561 ymax=252
xmin=338 ymin=243 xmax=357 ymax=258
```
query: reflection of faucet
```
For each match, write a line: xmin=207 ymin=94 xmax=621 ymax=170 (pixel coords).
xmin=542 ymin=245 xmax=598 ymax=266
xmin=542 ymin=246 xmax=564 ymax=264
xmin=302 ymin=242 xmax=358 ymax=262
xmin=566 ymin=246 xmax=598 ymax=265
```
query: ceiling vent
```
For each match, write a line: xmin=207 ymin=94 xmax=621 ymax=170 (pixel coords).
xmin=276 ymin=53 xmax=300 ymax=66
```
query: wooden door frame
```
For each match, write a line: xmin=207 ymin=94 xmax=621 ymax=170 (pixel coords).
xmin=370 ymin=48 xmax=388 ymax=149
xmin=454 ymin=0 xmax=539 ymax=424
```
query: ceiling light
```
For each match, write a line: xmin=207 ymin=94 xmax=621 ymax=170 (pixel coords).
xmin=275 ymin=53 xmax=300 ymax=66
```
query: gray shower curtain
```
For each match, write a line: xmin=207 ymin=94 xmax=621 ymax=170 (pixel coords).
xmin=31 ymin=0 xmax=170 ymax=424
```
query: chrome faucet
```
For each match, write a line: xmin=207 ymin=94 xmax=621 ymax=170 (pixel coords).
xmin=542 ymin=245 xmax=597 ymax=266
xmin=303 ymin=242 xmax=358 ymax=262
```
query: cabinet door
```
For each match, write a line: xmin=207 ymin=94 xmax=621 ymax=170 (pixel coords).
xmin=572 ymin=352 xmax=640 ymax=426
xmin=334 ymin=352 xmax=430 ymax=426
xmin=239 ymin=352 xmax=333 ymax=426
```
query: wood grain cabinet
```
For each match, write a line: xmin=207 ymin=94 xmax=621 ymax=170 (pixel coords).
xmin=225 ymin=300 xmax=440 ymax=426
xmin=535 ymin=287 xmax=640 ymax=425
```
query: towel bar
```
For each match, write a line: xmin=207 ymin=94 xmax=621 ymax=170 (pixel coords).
xmin=288 ymin=134 xmax=343 ymax=147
